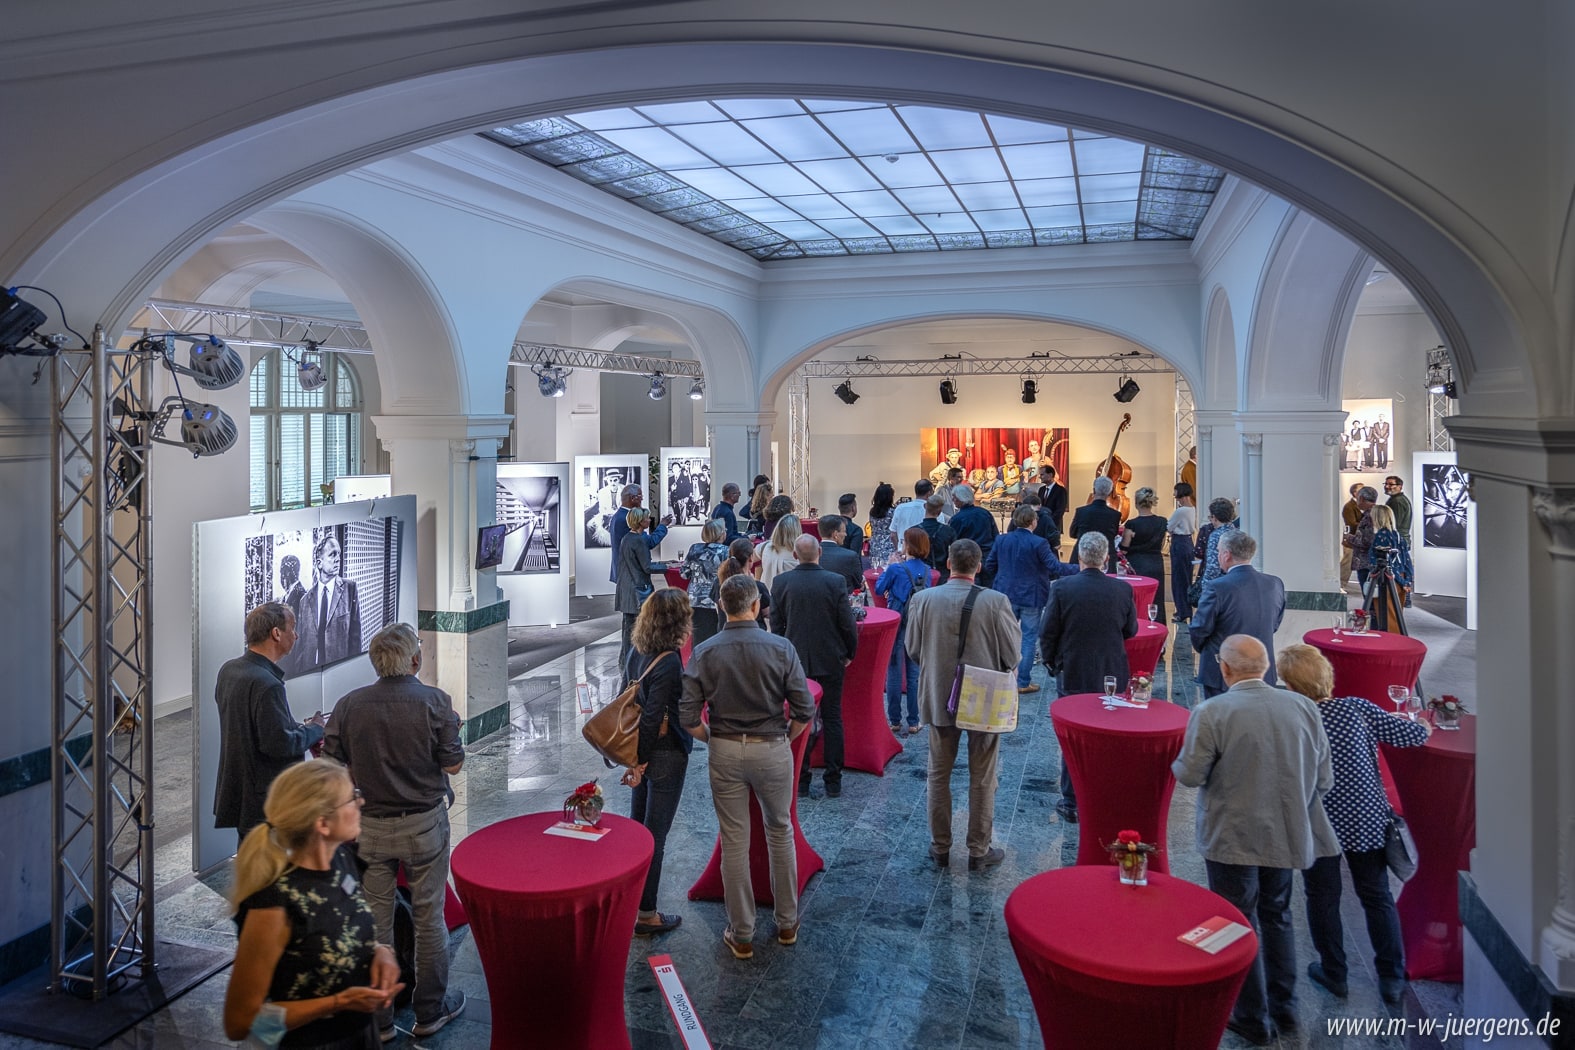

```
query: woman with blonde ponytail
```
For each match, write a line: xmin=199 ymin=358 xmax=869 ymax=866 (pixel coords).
xmin=224 ymin=759 xmax=402 ymax=1048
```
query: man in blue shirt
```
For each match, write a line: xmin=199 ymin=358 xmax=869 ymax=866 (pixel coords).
xmin=946 ymin=485 xmax=999 ymax=586
xmin=710 ymin=482 xmax=742 ymax=542
xmin=983 ymin=505 xmax=1077 ymax=691
xmin=610 ymin=483 xmax=669 ymax=583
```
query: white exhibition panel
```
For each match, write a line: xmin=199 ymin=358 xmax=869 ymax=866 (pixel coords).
xmin=331 ymin=474 xmax=392 ymax=503
xmin=495 ymin=461 xmax=570 ymax=627
xmin=1411 ymin=451 xmax=1470 ymax=604
xmin=573 ymin=454 xmax=648 ymax=596
xmin=659 ymin=445 xmax=710 ymax=562
xmin=192 ymin=495 xmax=419 ymax=873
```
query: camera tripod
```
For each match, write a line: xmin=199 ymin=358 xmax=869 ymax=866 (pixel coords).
xmin=1362 ymin=547 xmax=1409 ymax=636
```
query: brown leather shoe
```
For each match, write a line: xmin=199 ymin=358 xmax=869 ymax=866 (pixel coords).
xmin=777 ymin=921 xmax=799 ymax=946
xmin=722 ymin=928 xmax=753 ymax=960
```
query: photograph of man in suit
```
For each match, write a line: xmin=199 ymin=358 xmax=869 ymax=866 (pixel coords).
xmin=296 ymin=530 xmax=363 ymax=671
xmin=278 ymin=555 xmax=305 ymax=618
xmin=1188 ymin=530 xmax=1287 ymax=699
xmin=1368 ymin=413 xmax=1391 ymax=469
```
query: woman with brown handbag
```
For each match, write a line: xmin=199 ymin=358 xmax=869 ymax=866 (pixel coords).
xmin=621 ymin=588 xmax=694 ymax=937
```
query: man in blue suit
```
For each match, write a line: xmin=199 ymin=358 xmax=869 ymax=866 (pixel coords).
xmin=984 ymin=504 xmax=1077 ymax=692
xmin=1189 ymin=529 xmax=1286 ymax=699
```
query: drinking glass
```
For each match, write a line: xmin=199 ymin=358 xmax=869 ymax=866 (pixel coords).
xmin=1387 ymin=684 xmax=1409 ymax=718
xmin=1406 ymin=693 xmax=1424 ymax=721
xmin=1104 ymin=675 xmax=1118 ymax=699
xmin=1330 ymin=616 xmax=1344 ymax=641
xmin=1147 ymin=604 xmax=1159 ymax=622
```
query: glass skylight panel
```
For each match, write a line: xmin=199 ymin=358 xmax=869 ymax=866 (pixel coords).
xmin=669 ymin=121 xmax=781 ymax=166
xmin=930 ymin=148 xmax=1008 ymax=185
xmin=714 ymin=99 xmax=806 ymax=119
xmin=740 ymin=116 xmax=846 ymax=162
xmin=636 ymin=101 xmax=726 ymax=124
xmin=1072 ymin=138 xmax=1146 ymax=175
xmin=598 ymin=127 xmax=712 ymax=170
xmin=732 ymin=163 xmax=821 ymax=197
xmin=985 ymin=115 xmax=1070 ymax=145
xmin=796 ymin=158 xmax=881 ymax=194
xmin=1000 ymin=142 xmax=1076 ymax=181
xmin=816 ymin=108 xmax=918 ymax=155
xmin=483 ymin=98 xmax=1224 ymax=258
xmin=896 ymin=106 xmax=992 ymax=150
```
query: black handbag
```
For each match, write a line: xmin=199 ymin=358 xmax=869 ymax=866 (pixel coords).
xmin=1384 ymin=809 xmax=1418 ymax=882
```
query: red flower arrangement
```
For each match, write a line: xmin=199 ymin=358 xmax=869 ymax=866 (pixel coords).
xmin=564 ymin=779 xmax=606 ymax=825
xmin=566 ymin=780 xmax=603 ymax=806
xmin=1104 ymin=830 xmax=1159 ymax=886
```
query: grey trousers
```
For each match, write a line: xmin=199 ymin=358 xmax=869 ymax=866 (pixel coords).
xmin=707 ymin=735 xmax=798 ymax=940
xmin=357 ymin=805 xmax=452 ymax=1024
xmin=927 ymin=724 xmax=1001 ymax=859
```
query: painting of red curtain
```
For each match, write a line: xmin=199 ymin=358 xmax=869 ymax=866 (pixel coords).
xmin=919 ymin=428 xmax=1069 ymax=498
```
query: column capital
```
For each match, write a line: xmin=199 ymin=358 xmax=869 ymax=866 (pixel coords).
xmin=1323 ymin=432 xmax=1341 ymax=447
xmin=1533 ymin=487 xmax=1575 ymax=555
xmin=1446 ymin=415 xmax=1575 ymax=488
xmin=1243 ymin=432 xmax=1264 ymax=452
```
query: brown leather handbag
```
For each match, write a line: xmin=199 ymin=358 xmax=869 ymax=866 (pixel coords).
xmin=582 ymin=651 xmax=672 ymax=768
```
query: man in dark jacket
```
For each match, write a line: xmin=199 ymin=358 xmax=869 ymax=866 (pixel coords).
xmin=710 ymin=482 xmax=742 ymax=542
xmin=836 ymin=493 xmax=864 ymax=554
xmin=946 ymin=484 xmax=999 ymax=586
xmin=214 ymin=603 xmax=325 ymax=843
xmin=771 ymin=535 xmax=858 ymax=798
xmin=1038 ymin=533 xmax=1138 ymax=822
xmin=1037 ymin=463 xmax=1070 ymax=542
xmin=984 ymin=505 xmax=1077 ymax=691
xmin=917 ymin=492 xmax=956 ymax=582
xmin=817 ymin=515 xmax=865 ymax=591
xmin=1069 ymin=475 xmax=1122 ymax=570
xmin=1189 ymin=529 xmax=1286 ymax=698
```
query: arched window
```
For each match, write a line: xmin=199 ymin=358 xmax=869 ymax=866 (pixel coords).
xmin=249 ymin=350 xmax=363 ymax=511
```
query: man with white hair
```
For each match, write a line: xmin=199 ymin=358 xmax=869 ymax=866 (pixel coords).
xmin=1189 ymin=530 xmax=1286 ymax=699
xmin=1068 ymin=475 xmax=1122 ymax=570
xmin=325 ymin=622 xmax=466 ymax=1038
xmin=610 ymin=483 xmax=669 ymax=583
xmin=1172 ymin=634 xmax=1339 ymax=1045
xmin=945 ymin=484 xmax=999 ymax=586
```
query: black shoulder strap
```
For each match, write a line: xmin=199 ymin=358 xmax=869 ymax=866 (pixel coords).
xmin=955 ymin=585 xmax=983 ymax=665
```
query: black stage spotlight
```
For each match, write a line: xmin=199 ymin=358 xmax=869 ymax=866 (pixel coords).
xmin=834 ymin=380 xmax=859 ymax=405
xmin=648 ymin=372 xmax=668 ymax=401
xmin=939 ymin=377 xmax=958 ymax=405
xmin=688 ymin=378 xmax=705 ymax=401
xmin=1113 ymin=377 xmax=1141 ymax=403
xmin=1021 ymin=378 xmax=1038 ymax=404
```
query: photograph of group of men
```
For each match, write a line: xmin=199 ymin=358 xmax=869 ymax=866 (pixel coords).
xmin=1339 ymin=398 xmax=1394 ymax=472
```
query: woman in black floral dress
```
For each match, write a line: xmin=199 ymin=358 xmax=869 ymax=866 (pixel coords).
xmin=224 ymin=759 xmax=402 ymax=1048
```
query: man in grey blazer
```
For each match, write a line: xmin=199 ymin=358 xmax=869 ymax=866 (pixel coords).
xmin=1188 ymin=530 xmax=1286 ymax=698
xmin=1172 ymin=635 xmax=1340 ymax=1044
xmin=904 ymin=539 xmax=1021 ymax=871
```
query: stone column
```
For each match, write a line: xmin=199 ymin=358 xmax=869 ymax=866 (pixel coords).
xmin=1230 ymin=411 xmax=1347 ymax=599
xmin=372 ymin=414 xmax=512 ymax=733
xmin=705 ymin=410 xmax=775 ymax=499
xmin=1194 ymin=409 xmax=1237 ymax=508
xmin=1534 ymin=487 xmax=1575 ymax=987
xmin=1241 ymin=431 xmax=1264 ymax=546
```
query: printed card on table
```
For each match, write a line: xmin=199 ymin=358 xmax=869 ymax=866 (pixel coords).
xmin=1178 ymin=916 xmax=1252 ymax=954
xmin=544 ymin=821 xmax=610 ymax=842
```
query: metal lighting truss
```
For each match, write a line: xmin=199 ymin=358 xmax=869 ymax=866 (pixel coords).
xmin=509 ymin=342 xmax=704 ymax=378
xmin=789 ymin=352 xmax=1181 ymax=512
xmin=133 ymin=299 xmax=374 ymax=355
xmin=50 ymin=326 xmax=156 ymax=997
xmin=1428 ymin=391 xmax=1454 ymax=452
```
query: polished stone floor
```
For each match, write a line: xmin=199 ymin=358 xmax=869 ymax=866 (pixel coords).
xmin=0 ymin=597 xmax=1472 ymax=1049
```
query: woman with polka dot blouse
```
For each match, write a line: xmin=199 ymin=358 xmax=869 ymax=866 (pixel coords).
xmin=1278 ymin=644 xmax=1430 ymax=1006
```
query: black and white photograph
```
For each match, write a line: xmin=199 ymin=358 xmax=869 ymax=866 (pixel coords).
xmin=244 ymin=516 xmax=402 ymax=677
xmin=1339 ymin=398 xmax=1394 ymax=473
xmin=664 ymin=456 xmax=711 ymax=526
xmin=1422 ymin=463 xmax=1469 ymax=549
xmin=581 ymin=465 xmax=638 ymax=550
xmin=496 ymin=474 xmax=563 ymax=574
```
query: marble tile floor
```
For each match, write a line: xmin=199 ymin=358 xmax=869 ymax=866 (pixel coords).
xmin=0 ymin=611 xmax=1474 ymax=1049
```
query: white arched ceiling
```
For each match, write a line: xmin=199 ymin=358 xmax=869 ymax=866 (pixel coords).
xmin=247 ymin=204 xmax=466 ymax=416
xmin=1244 ymin=211 xmax=1373 ymax=411
xmin=1202 ymin=286 xmax=1239 ymax=413
xmin=2 ymin=34 xmax=1547 ymax=416
xmin=149 ymin=225 xmax=336 ymax=309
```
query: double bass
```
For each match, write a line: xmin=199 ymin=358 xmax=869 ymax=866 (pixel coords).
xmin=1094 ymin=413 xmax=1133 ymax=521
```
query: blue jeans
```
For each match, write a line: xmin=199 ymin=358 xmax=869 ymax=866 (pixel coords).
xmin=630 ymin=745 xmax=689 ymax=916
xmin=1205 ymin=861 xmax=1297 ymax=1031
xmin=1013 ymin=603 xmax=1042 ymax=687
xmin=885 ymin=619 xmax=920 ymax=727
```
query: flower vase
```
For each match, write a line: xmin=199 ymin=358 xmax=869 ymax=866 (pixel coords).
xmin=1433 ymin=707 xmax=1461 ymax=731
xmin=1113 ymin=850 xmax=1148 ymax=886
xmin=566 ymin=796 xmax=605 ymax=826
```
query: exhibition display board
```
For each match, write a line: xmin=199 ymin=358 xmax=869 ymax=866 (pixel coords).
xmin=659 ymin=446 xmax=711 ymax=562
xmin=496 ymin=462 xmax=571 ymax=627
xmin=193 ymin=495 xmax=419 ymax=871
xmin=573 ymin=454 xmax=649 ymax=597
xmin=1412 ymin=451 xmax=1474 ymax=622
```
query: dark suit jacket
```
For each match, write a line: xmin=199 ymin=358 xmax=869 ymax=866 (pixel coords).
xmin=1038 ymin=568 xmax=1139 ymax=695
xmin=839 ymin=515 xmax=864 ymax=554
xmin=1041 ymin=482 xmax=1069 ymax=535
xmin=213 ymin=650 xmax=323 ymax=832
xmin=710 ymin=500 xmax=740 ymax=542
xmin=296 ymin=577 xmax=361 ymax=668
xmin=770 ymin=563 xmax=858 ymax=676
xmin=1189 ymin=564 xmax=1287 ymax=692
xmin=1069 ymin=500 xmax=1122 ymax=568
xmin=819 ymin=541 xmax=864 ymax=591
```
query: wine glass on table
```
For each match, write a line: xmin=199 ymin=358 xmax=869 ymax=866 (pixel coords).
xmin=1330 ymin=616 xmax=1344 ymax=642
xmin=1147 ymin=604 xmax=1159 ymax=623
xmin=1104 ymin=675 xmax=1118 ymax=700
xmin=1388 ymin=684 xmax=1410 ymax=719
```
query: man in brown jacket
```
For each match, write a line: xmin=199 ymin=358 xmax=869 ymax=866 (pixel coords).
xmin=1339 ymin=482 xmax=1362 ymax=586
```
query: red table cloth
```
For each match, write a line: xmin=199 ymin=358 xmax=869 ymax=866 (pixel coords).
xmin=801 ymin=519 xmax=820 ymax=539
xmin=450 ymin=812 xmax=654 ymax=1050
xmin=862 ymin=567 xmax=941 ymax=608
xmin=1381 ymin=712 xmax=1476 ymax=981
xmin=1124 ymin=620 xmax=1168 ymax=681
xmin=1005 ymin=867 xmax=1257 ymax=1050
xmin=1051 ymin=694 xmax=1190 ymax=872
xmin=663 ymin=565 xmax=687 ymax=590
xmin=1303 ymin=628 xmax=1427 ymax=707
xmin=809 ymin=606 xmax=903 ymax=775
xmin=394 ymin=868 xmax=468 ymax=930
xmin=688 ymin=682 xmax=826 ymax=904
xmin=1115 ymin=573 xmax=1159 ymax=616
